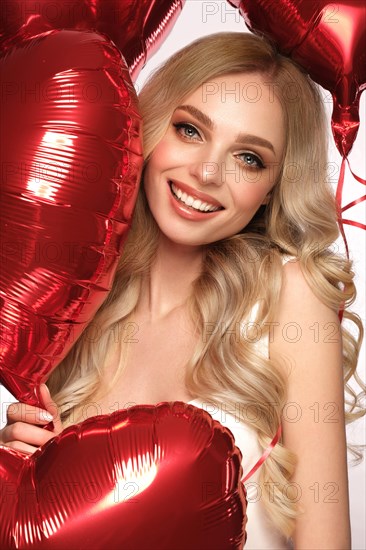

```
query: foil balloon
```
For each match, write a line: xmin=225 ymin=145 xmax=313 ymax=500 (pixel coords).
xmin=0 ymin=29 xmax=142 ymax=407
xmin=228 ymin=0 xmax=366 ymax=157
xmin=0 ymin=401 xmax=247 ymax=549
xmin=0 ymin=0 xmax=186 ymax=80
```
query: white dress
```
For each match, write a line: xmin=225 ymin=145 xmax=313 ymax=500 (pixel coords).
xmin=184 ymin=396 xmax=294 ymax=549
xmin=187 ymin=255 xmax=295 ymax=549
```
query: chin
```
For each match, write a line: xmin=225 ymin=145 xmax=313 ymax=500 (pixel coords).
xmin=167 ymin=235 xmax=206 ymax=247
xmin=158 ymin=228 xmax=209 ymax=248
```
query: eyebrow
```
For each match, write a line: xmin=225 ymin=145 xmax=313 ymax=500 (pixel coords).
xmin=175 ymin=105 xmax=214 ymax=130
xmin=175 ymin=104 xmax=276 ymax=155
xmin=236 ymin=133 xmax=275 ymax=155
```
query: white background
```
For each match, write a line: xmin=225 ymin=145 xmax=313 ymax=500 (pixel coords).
xmin=1 ymin=1 xmax=365 ymax=547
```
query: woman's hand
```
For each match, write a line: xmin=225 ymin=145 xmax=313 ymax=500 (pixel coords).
xmin=0 ymin=384 xmax=63 ymax=455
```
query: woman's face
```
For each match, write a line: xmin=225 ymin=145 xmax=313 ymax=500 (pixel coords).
xmin=143 ymin=72 xmax=285 ymax=247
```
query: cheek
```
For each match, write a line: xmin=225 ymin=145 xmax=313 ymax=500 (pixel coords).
xmin=149 ymin=139 xmax=183 ymax=171
xmin=232 ymin=185 xmax=269 ymax=212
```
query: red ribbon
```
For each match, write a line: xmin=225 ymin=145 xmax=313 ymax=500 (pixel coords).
xmin=340 ymin=159 xmax=366 ymax=225
xmin=335 ymin=157 xmax=366 ymax=322
xmin=242 ymin=423 xmax=282 ymax=483
xmin=335 ymin=157 xmax=366 ymax=240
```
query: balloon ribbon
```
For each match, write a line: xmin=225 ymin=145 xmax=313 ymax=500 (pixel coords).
xmin=242 ymin=424 xmax=282 ymax=483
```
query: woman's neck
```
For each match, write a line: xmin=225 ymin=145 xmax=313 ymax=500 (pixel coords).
xmin=138 ymin=233 xmax=204 ymax=322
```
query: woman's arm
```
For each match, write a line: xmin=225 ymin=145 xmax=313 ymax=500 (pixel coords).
xmin=270 ymin=260 xmax=351 ymax=550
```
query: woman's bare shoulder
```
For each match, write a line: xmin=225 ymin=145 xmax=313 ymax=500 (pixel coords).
xmin=277 ymin=257 xmax=337 ymax=319
xmin=270 ymin=257 xmax=342 ymax=379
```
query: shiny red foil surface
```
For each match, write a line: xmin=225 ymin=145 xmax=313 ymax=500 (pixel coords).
xmin=0 ymin=0 xmax=186 ymax=80
xmin=229 ymin=0 xmax=366 ymax=157
xmin=0 ymin=402 xmax=247 ymax=549
xmin=0 ymin=29 xmax=142 ymax=406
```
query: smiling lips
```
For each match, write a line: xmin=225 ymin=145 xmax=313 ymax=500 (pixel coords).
xmin=169 ymin=180 xmax=224 ymax=213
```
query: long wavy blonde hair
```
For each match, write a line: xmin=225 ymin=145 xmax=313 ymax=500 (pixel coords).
xmin=47 ymin=32 xmax=365 ymax=539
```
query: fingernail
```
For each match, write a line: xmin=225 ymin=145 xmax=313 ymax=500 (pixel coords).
xmin=39 ymin=411 xmax=53 ymax=422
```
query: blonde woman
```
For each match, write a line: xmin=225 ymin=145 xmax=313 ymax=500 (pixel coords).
xmin=1 ymin=32 xmax=364 ymax=548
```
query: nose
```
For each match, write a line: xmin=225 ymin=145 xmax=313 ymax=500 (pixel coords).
xmin=188 ymin=144 xmax=225 ymax=186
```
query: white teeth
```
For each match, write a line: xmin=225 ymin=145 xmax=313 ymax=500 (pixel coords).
xmin=170 ymin=182 xmax=221 ymax=213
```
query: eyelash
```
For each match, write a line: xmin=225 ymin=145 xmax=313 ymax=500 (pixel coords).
xmin=173 ymin=122 xmax=201 ymax=141
xmin=172 ymin=121 xmax=266 ymax=169
xmin=236 ymin=152 xmax=265 ymax=170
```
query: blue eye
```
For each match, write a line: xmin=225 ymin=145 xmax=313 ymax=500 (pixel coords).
xmin=173 ymin=122 xmax=201 ymax=140
xmin=237 ymin=152 xmax=265 ymax=169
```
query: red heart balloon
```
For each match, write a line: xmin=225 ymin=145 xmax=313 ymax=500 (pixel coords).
xmin=229 ymin=0 xmax=366 ymax=156
xmin=0 ymin=0 xmax=186 ymax=80
xmin=0 ymin=29 xmax=142 ymax=407
xmin=0 ymin=402 xmax=247 ymax=549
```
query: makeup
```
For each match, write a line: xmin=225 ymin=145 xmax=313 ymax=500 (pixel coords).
xmin=167 ymin=181 xmax=223 ymax=221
